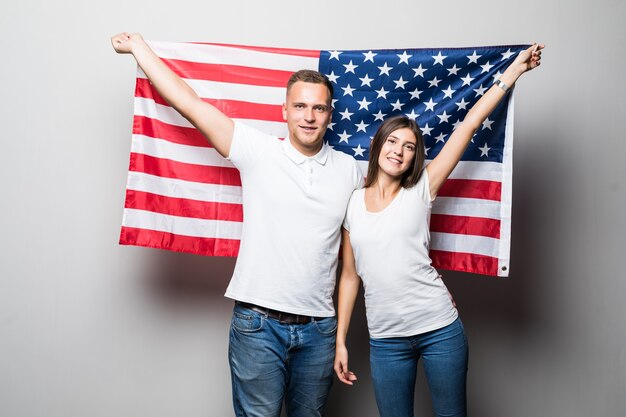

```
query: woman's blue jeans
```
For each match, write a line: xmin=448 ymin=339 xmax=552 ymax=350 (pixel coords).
xmin=228 ymin=303 xmax=336 ymax=417
xmin=369 ymin=318 xmax=469 ymax=417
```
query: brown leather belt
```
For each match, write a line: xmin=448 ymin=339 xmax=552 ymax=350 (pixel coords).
xmin=236 ymin=301 xmax=317 ymax=325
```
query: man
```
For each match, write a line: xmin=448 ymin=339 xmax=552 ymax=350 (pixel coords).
xmin=112 ymin=33 xmax=362 ymax=417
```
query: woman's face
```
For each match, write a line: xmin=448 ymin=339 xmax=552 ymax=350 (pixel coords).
xmin=377 ymin=127 xmax=417 ymax=178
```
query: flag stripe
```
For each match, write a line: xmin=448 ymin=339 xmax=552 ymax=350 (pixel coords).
xmin=136 ymin=79 xmax=285 ymax=122
xmin=129 ymin=152 xmax=242 ymax=186
xmin=133 ymin=115 xmax=209 ymax=147
xmin=430 ymin=232 xmax=499 ymax=258
xmin=125 ymin=189 xmax=243 ymax=222
xmin=126 ymin=171 xmax=242 ymax=204
xmin=161 ymin=58 xmax=294 ymax=87
xmin=147 ymin=41 xmax=320 ymax=72
xmin=430 ymin=214 xmax=500 ymax=239
xmin=132 ymin=134 xmax=234 ymax=168
xmin=122 ymin=208 xmax=242 ymax=239
xmin=120 ymin=226 xmax=240 ymax=257
xmin=429 ymin=250 xmax=498 ymax=276
xmin=134 ymin=97 xmax=287 ymax=137
xmin=438 ymin=179 xmax=501 ymax=201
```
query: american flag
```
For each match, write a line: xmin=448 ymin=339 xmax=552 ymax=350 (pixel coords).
xmin=120 ymin=41 xmax=527 ymax=277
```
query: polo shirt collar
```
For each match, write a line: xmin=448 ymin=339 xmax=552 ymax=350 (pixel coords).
xmin=283 ymin=135 xmax=329 ymax=165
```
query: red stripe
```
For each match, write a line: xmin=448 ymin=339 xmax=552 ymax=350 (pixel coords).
xmin=125 ymin=190 xmax=243 ymax=222
xmin=430 ymin=214 xmax=500 ymax=239
xmin=438 ymin=179 xmax=501 ymax=201
xmin=133 ymin=115 xmax=210 ymax=147
xmin=191 ymin=42 xmax=321 ymax=58
xmin=129 ymin=152 xmax=242 ymax=186
xmin=430 ymin=250 xmax=499 ymax=276
xmin=162 ymin=58 xmax=294 ymax=87
xmin=135 ymin=79 xmax=285 ymax=122
xmin=120 ymin=226 xmax=240 ymax=257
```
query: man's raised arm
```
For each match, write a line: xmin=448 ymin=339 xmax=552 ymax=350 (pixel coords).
xmin=111 ymin=32 xmax=234 ymax=157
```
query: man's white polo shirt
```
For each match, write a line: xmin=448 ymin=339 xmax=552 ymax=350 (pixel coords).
xmin=225 ymin=122 xmax=362 ymax=317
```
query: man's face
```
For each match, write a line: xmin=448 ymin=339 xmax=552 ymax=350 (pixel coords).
xmin=282 ymin=81 xmax=333 ymax=156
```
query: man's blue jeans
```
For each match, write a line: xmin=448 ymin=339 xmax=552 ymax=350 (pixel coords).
xmin=228 ymin=303 xmax=336 ymax=417
xmin=369 ymin=318 xmax=469 ymax=417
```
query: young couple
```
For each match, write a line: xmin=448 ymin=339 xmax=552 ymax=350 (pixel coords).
xmin=112 ymin=33 xmax=543 ymax=417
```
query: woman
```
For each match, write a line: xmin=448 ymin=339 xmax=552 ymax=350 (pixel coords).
xmin=334 ymin=44 xmax=544 ymax=417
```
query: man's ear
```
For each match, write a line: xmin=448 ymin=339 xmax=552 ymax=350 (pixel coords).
xmin=282 ymin=102 xmax=287 ymax=121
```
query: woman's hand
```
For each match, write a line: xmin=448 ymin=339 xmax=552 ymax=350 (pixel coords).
xmin=512 ymin=43 xmax=545 ymax=74
xmin=334 ymin=344 xmax=358 ymax=386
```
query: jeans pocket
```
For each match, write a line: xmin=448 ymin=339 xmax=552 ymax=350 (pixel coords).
xmin=313 ymin=316 xmax=337 ymax=336
xmin=232 ymin=311 xmax=264 ymax=333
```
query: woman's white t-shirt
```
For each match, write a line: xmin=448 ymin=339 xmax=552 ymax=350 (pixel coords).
xmin=343 ymin=170 xmax=458 ymax=338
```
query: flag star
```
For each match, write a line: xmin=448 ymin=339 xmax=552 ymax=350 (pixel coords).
xmin=359 ymin=74 xmax=374 ymax=87
xmin=460 ymin=73 xmax=475 ymax=86
xmin=455 ymin=97 xmax=469 ymax=110
xmin=435 ymin=132 xmax=447 ymax=143
xmin=332 ymin=98 xmax=338 ymax=107
xmin=446 ymin=64 xmax=461 ymax=76
xmin=337 ymin=130 xmax=352 ymax=143
xmin=357 ymin=97 xmax=372 ymax=110
xmin=482 ymin=118 xmax=494 ymax=130
xmin=343 ymin=60 xmax=358 ymax=74
xmin=428 ymin=76 xmax=441 ymax=88
xmin=378 ymin=62 xmax=393 ymax=76
xmin=394 ymin=76 xmax=408 ymax=89
xmin=339 ymin=108 xmax=354 ymax=120
xmin=328 ymin=50 xmax=341 ymax=60
xmin=412 ymin=64 xmax=427 ymax=77
xmin=424 ymin=98 xmax=437 ymax=111
xmin=375 ymin=87 xmax=389 ymax=99
xmin=363 ymin=50 xmax=377 ymax=62
xmin=391 ymin=99 xmax=403 ymax=111
xmin=473 ymin=84 xmax=487 ymax=97
xmin=355 ymin=121 xmax=369 ymax=132
xmin=480 ymin=61 xmax=494 ymax=73
xmin=405 ymin=109 xmax=419 ymax=120
xmin=327 ymin=71 xmax=340 ymax=83
xmin=453 ymin=118 xmax=464 ymax=129
xmin=397 ymin=51 xmax=411 ymax=64
xmin=432 ymin=51 xmax=447 ymax=65
xmin=373 ymin=110 xmax=387 ymax=121
xmin=328 ymin=121 xmax=335 ymax=130
xmin=409 ymin=88 xmax=423 ymax=100
xmin=479 ymin=143 xmax=491 ymax=157
xmin=420 ymin=123 xmax=434 ymax=136
xmin=467 ymin=50 xmax=481 ymax=64
xmin=424 ymin=146 xmax=431 ymax=156
xmin=491 ymin=71 xmax=503 ymax=82
xmin=501 ymin=48 xmax=515 ymax=60
xmin=437 ymin=111 xmax=451 ymax=123
xmin=342 ymin=84 xmax=355 ymax=97
xmin=442 ymin=85 xmax=456 ymax=99
xmin=353 ymin=144 xmax=366 ymax=157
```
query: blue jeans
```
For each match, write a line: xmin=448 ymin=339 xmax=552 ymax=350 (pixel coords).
xmin=369 ymin=318 xmax=469 ymax=417
xmin=228 ymin=303 xmax=336 ymax=417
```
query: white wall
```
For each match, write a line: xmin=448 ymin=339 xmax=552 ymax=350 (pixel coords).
xmin=1 ymin=1 xmax=625 ymax=416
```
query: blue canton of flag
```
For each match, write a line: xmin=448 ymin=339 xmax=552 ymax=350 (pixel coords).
xmin=319 ymin=46 xmax=527 ymax=163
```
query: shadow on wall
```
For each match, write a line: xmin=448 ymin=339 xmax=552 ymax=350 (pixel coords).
xmin=139 ymin=250 xmax=236 ymax=307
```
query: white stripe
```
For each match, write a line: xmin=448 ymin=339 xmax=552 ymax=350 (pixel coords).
xmin=424 ymin=160 xmax=503 ymax=182
xmin=134 ymin=97 xmax=287 ymax=136
xmin=147 ymin=41 xmax=320 ymax=73
xmin=430 ymin=232 xmax=499 ymax=258
xmin=122 ymin=208 xmax=243 ymax=240
xmin=132 ymin=134 xmax=234 ymax=168
xmin=135 ymin=72 xmax=287 ymax=104
xmin=126 ymin=172 xmax=243 ymax=204
xmin=432 ymin=197 xmax=501 ymax=220
xmin=497 ymin=94 xmax=515 ymax=276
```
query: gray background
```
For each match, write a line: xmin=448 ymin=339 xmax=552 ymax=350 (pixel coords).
xmin=1 ymin=1 xmax=625 ymax=416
